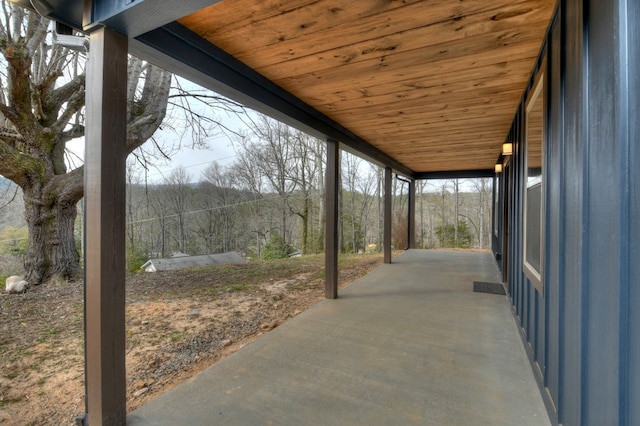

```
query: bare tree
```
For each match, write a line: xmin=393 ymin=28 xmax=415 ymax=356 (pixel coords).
xmin=163 ymin=166 xmax=192 ymax=254
xmin=201 ymin=161 xmax=239 ymax=253
xmin=0 ymin=5 xmax=169 ymax=283
xmin=0 ymin=3 xmax=245 ymax=284
xmin=287 ymin=130 xmax=322 ymax=254
xmin=356 ymin=163 xmax=378 ymax=250
xmin=342 ymin=153 xmax=377 ymax=253
xmin=313 ymin=140 xmax=325 ymax=253
xmin=233 ymin=115 xmax=330 ymax=255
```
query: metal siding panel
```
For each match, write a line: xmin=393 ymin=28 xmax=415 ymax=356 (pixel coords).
xmin=528 ymin=283 xmax=536 ymax=355
xmin=559 ymin=1 xmax=586 ymax=424
xmin=513 ymin=122 xmax=521 ymax=323
xmin=545 ymin=14 xmax=563 ymax=418
xmin=585 ymin=0 xmax=623 ymax=423
xmin=628 ymin=0 xmax=640 ymax=423
xmin=536 ymin=289 xmax=545 ymax=372
xmin=518 ymin=111 xmax=527 ymax=333
xmin=516 ymin=111 xmax=525 ymax=325
xmin=507 ymin=125 xmax=517 ymax=307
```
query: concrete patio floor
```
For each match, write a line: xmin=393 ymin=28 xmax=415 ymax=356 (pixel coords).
xmin=128 ymin=250 xmax=550 ymax=425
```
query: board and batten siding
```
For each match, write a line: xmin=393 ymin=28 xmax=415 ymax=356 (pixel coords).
xmin=497 ymin=1 xmax=639 ymax=424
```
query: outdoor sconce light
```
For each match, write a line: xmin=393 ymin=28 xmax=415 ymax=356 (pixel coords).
xmin=494 ymin=163 xmax=503 ymax=173
xmin=502 ymin=142 xmax=513 ymax=156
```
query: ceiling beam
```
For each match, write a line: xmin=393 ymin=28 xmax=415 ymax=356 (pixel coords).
xmin=134 ymin=22 xmax=413 ymax=177
xmin=84 ymin=0 xmax=221 ymax=35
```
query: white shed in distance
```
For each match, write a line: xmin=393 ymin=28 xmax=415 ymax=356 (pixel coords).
xmin=141 ymin=252 xmax=245 ymax=272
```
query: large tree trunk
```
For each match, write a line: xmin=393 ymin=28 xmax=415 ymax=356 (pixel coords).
xmin=23 ymin=183 xmax=82 ymax=283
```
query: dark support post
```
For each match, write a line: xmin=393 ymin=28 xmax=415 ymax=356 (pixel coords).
xmin=408 ymin=179 xmax=416 ymax=249
xmin=384 ymin=167 xmax=392 ymax=263
xmin=84 ymin=27 xmax=128 ymax=426
xmin=325 ymin=139 xmax=339 ymax=299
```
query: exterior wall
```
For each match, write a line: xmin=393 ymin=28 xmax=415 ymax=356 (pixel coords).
xmin=500 ymin=1 xmax=639 ymax=424
xmin=629 ymin=0 xmax=640 ymax=422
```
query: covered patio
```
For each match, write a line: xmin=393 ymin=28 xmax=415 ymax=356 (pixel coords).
xmin=128 ymin=250 xmax=549 ymax=425
xmin=10 ymin=0 xmax=640 ymax=424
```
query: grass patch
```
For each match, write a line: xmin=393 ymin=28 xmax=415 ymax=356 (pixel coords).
xmin=4 ymin=370 xmax=19 ymax=379
xmin=0 ymin=396 xmax=23 ymax=408
xmin=168 ymin=332 xmax=187 ymax=343
xmin=36 ymin=327 xmax=63 ymax=343
xmin=224 ymin=284 xmax=249 ymax=292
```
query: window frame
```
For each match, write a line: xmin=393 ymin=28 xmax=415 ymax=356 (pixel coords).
xmin=523 ymin=64 xmax=546 ymax=295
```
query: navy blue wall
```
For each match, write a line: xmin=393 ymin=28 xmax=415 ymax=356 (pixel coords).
xmin=500 ymin=1 xmax=639 ymax=424
xmin=629 ymin=0 xmax=640 ymax=422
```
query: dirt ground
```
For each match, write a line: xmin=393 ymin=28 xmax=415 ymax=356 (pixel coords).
xmin=0 ymin=253 xmax=382 ymax=425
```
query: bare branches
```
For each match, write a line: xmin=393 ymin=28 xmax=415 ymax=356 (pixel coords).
xmin=0 ymin=176 xmax=18 ymax=210
xmin=167 ymin=77 xmax=246 ymax=143
xmin=61 ymin=124 xmax=83 ymax=141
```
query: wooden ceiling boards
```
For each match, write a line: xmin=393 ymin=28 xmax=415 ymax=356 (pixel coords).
xmin=179 ymin=0 xmax=556 ymax=173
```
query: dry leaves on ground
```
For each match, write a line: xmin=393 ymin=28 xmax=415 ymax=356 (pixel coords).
xmin=0 ymin=253 xmax=382 ymax=425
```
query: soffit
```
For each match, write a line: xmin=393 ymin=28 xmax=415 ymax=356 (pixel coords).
xmin=177 ymin=0 xmax=556 ymax=173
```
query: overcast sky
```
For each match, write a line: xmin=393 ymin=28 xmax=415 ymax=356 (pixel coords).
xmin=65 ymin=84 xmax=254 ymax=184
xmin=66 ymin=127 xmax=241 ymax=184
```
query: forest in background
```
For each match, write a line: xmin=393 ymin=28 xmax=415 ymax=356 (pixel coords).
xmin=0 ymin=114 xmax=493 ymax=274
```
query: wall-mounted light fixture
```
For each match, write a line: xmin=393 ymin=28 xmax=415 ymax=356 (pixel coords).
xmin=54 ymin=22 xmax=88 ymax=51
xmin=494 ymin=163 xmax=503 ymax=173
xmin=502 ymin=142 xmax=513 ymax=156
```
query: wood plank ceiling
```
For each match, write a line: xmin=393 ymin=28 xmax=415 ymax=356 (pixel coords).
xmin=179 ymin=0 xmax=556 ymax=173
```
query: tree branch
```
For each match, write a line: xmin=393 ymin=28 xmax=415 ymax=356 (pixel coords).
xmin=62 ymin=125 xmax=84 ymax=141
xmin=43 ymin=165 xmax=84 ymax=205
xmin=3 ymin=42 xmax=37 ymax=133
xmin=0 ymin=137 xmax=41 ymax=187
xmin=52 ymin=85 xmax=84 ymax=134
xmin=50 ymin=73 xmax=85 ymax=115
xmin=25 ymin=12 xmax=47 ymax=57
xmin=0 ymin=102 xmax=18 ymax=129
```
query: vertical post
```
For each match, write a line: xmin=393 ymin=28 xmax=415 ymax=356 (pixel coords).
xmin=84 ymin=27 xmax=128 ymax=426
xmin=408 ymin=178 xmax=416 ymax=249
xmin=384 ymin=167 xmax=392 ymax=263
xmin=324 ymin=139 xmax=339 ymax=299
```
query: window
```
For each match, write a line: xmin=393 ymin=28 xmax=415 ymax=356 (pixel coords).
xmin=523 ymin=67 xmax=545 ymax=294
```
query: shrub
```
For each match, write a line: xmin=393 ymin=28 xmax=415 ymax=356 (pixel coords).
xmin=260 ymin=234 xmax=295 ymax=260
xmin=126 ymin=247 xmax=148 ymax=273
xmin=435 ymin=220 xmax=474 ymax=248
